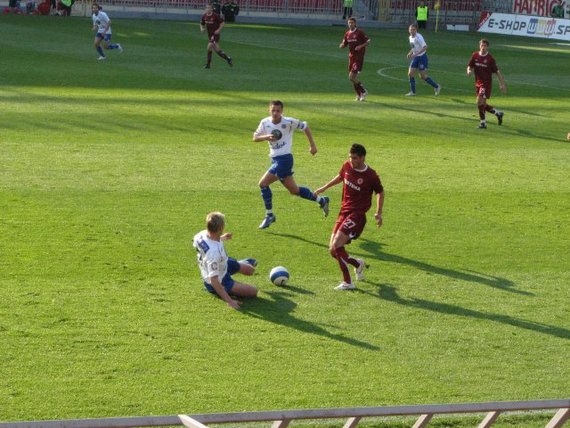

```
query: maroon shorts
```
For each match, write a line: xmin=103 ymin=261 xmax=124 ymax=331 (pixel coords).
xmin=333 ymin=212 xmax=367 ymax=241
xmin=476 ymin=83 xmax=492 ymax=99
xmin=348 ymin=56 xmax=363 ymax=73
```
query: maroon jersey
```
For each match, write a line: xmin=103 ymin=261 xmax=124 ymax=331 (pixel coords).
xmin=201 ymin=12 xmax=224 ymax=39
xmin=467 ymin=51 xmax=498 ymax=92
xmin=339 ymin=161 xmax=383 ymax=215
xmin=343 ymin=28 xmax=369 ymax=61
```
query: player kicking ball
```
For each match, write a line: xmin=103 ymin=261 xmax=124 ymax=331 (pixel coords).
xmin=314 ymin=144 xmax=384 ymax=290
xmin=193 ymin=212 xmax=258 ymax=310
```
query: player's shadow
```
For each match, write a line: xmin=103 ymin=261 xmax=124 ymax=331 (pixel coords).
xmin=509 ymin=127 xmax=567 ymax=143
xmin=267 ymin=231 xmax=527 ymax=296
xmin=241 ymin=289 xmax=379 ymax=351
xmin=365 ymin=283 xmax=570 ymax=340
xmin=358 ymin=239 xmax=530 ymax=296
xmin=376 ymin=101 xmax=472 ymax=123
xmin=265 ymin=231 xmax=329 ymax=250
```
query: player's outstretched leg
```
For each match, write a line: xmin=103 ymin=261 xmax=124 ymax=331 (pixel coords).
xmin=354 ymin=258 xmax=366 ymax=281
xmin=496 ymin=111 xmax=504 ymax=125
xmin=485 ymin=104 xmax=504 ymax=125
xmin=297 ymin=187 xmax=330 ymax=217
xmin=216 ymin=50 xmax=232 ymax=67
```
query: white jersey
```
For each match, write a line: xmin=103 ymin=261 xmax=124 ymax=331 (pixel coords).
xmin=92 ymin=11 xmax=112 ymax=34
xmin=192 ymin=230 xmax=227 ymax=284
xmin=409 ymin=32 xmax=427 ymax=56
xmin=254 ymin=116 xmax=307 ymax=158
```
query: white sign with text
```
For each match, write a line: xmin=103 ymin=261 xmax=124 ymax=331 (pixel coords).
xmin=478 ymin=12 xmax=570 ymax=41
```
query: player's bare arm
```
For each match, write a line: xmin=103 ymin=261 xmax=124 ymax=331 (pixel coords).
xmin=304 ymin=126 xmax=317 ymax=155
xmin=409 ymin=45 xmax=426 ymax=59
xmin=314 ymin=175 xmax=343 ymax=195
xmin=210 ymin=275 xmax=241 ymax=309
xmin=253 ymin=134 xmax=276 ymax=142
xmin=496 ymin=70 xmax=507 ymax=93
xmin=375 ymin=190 xmax=385 ymax=227
xmin=355 ymin=40 xmax=370 ymax=51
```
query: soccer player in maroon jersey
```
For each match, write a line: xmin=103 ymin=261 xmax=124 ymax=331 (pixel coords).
xmin=340 ymin=17 xmax=370 ymax=102
xmin=200 ymin=4 xmax=233 ymax=69
xmin=314 ymin=144 xmax=384 ymax=290
xmin=467 ymin=39 xmax=507 ymax=129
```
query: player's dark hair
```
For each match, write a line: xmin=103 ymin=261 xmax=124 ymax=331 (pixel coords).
xmin=347 ymin=17 xmax=356 ymax=23
xmin=92 ymin=2 xmax=101 ymax=9
xmin=479 ymin=39 xmax=490 ymax=46
xmin=350 ymin=143 xmax=366 ymax=157
xmin=270 ymin=100 xmax=284 ymax=109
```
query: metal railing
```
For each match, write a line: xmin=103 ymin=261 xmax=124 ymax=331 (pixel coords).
xmin=70 ymin=0 xmax=495 ymax=23
xmin=1 ymin=399 xmax=569 ymax=428
xmin=384 ymin=0 xmax=484 ymax=27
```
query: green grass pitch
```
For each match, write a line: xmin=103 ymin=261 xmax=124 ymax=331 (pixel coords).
xmin=0 ymin=14 xmax=569 ymax=426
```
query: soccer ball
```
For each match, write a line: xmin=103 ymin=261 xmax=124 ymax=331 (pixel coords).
xmin=269 ymin=266 xmax=289 ymax=286
xmin=271 ymin=129 xmax=282 ymax=140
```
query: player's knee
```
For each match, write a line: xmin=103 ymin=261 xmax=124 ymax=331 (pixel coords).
xmin=240 ymin=263 xmax=255 ymax=276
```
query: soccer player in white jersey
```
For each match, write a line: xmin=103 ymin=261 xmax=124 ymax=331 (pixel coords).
xmin=92 ymin=3 xmax=123 ymax=61
xmin=405 ymin=24 xmax=441 ymax=96
xmin=193 ymin=212 xmax=258 ymax=310
xmin=253 ymin=100 xmax=330 ymax=229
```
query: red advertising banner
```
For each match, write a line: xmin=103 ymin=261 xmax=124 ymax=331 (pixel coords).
xmin=512 ymin=0 xmax=567 ymax=18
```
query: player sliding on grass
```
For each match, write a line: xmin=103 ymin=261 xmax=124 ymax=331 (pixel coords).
xmin=314 ymin=144 xmax=384 ymax=291
xmin=467 ymin=39 xmax=507 ymax=129
xmin=193 ymin=212 xmax=258 ymax=310
xmin=200 ymin=4 xmax=233 ymax=69
xmin=253 ymin=100 xmax=330 ymax=229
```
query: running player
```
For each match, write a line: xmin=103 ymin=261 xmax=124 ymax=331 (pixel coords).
xmin=405 ymin=24 xmax=441 ymax=96
xmin=92 ymin=3 xmax=123 ymax=61
xmin=314 ymin=144 xmax=384 ymax=290
xmin=200 ymin=4 xmax=233 ymax=69
xmin=467 ymin=39 xmax=507 ymax=129
xmin=253 ymin=100 xmax=330 ymax=229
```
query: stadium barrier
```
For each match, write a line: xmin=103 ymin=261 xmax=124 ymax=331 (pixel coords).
xmin=33 ymin=0 xmax=492 ymax=25
xmin=0 ymin=399 xmax=569 ymax=428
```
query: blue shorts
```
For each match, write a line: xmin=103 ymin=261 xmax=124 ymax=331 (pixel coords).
xmin=204 ymin=257 xmax=240 ymax=294
xmin=96 ymin=33 xmax=112 ymax=42
xmin=268 ymin=154 xmax=294 ymax=180
xmin=410 ymin=54 xmax=428 ymax=71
